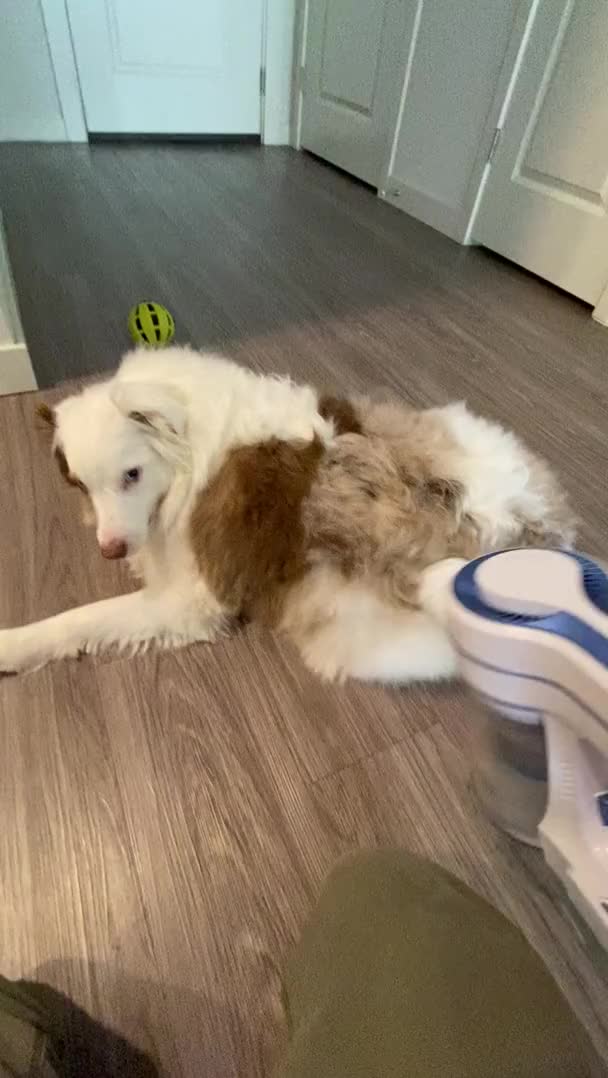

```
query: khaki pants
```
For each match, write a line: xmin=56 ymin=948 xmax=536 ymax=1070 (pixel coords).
xmin=0 ymin=852 xmax=601 ymax=1076
xmin=278 ymin=850 xmax=600 ymax=1078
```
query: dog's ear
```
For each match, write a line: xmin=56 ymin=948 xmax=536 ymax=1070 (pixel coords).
xmin=110 ymin=382 xmax=187 ymax=441
xmin=36 ymin=403 xmax=56 ymax=430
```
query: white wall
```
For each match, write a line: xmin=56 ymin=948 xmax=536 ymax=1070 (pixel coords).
xmin=0 ymin=0 xmax=67 ymax=141
xmin=382 ymin=0 xmax=519 ymax=241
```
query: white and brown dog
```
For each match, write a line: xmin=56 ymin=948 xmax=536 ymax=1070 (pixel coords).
xmin=0 ymin=347 xmax=574 ymax=681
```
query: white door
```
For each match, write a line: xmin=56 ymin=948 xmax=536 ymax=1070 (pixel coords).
xmin=66 ymin=0 xmax=263 ymax=136
xmin=473 ymin=0 xmax=608 ymax=305
xmin=301 ymin=0 xmax=409 ymax=187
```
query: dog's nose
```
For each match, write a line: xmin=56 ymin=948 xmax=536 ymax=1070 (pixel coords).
xmin=100 ymin=538 xmax=128 ymax=560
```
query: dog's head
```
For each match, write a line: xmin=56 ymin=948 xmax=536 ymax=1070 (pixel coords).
xmin=40 ymin=379 xmax=188 ymax=559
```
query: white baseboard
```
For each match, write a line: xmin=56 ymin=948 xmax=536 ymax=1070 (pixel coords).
xmin=262 ymin=121 xmax=291 ymax=146
xmin=380 ymin=177 xmax=465 ymax=242
xmin=592 ymin=280 xmax=608 ymax=328
xmin=0 ymin=343 xmax=37 ymax=395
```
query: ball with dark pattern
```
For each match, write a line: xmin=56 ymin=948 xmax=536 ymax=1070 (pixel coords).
xmin=128 ymin=301 xmax=175 ymax=347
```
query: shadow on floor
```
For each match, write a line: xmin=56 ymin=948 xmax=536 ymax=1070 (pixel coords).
xmin=25 ymin=956 xmax=286 ymax=1078
xmin=16 ymin=974 xmax=160 ymax=1078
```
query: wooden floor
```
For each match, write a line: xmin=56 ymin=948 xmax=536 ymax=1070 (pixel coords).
xmin=1 ymin=144 xmax=608 ymax=1076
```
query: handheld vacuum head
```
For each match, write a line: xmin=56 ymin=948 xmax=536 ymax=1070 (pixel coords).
xmin=449 ymin=548 xmax=608 ymax=950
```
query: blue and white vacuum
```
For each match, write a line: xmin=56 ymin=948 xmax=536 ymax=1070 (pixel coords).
xmin=448 ymin=548 xmax=608 ymax=950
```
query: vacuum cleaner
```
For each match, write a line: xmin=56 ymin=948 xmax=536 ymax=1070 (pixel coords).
xmin=448 ymin=547 xmax=608 ymax=950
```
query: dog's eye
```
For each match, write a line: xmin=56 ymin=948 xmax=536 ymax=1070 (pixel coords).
xmin=122 ymin=467 xmax=141 ymax=488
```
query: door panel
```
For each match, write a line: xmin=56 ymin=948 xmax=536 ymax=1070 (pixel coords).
xmin=383 ymin=0 xmax=518 ymax=240
xmin=474 ymin=0 xmax=608 ymax=304
xmin=320 ymin=0 xmax=386 ymax=112
xmin=301 ymin=0 xmax=410 ymax=187
xmin=109 ymin=1 xmax=224 ymax=71
xmin=522 ymin=5 xmax=606 ymax=201
xmin=67 ymin=0 xmax=263 ymax=135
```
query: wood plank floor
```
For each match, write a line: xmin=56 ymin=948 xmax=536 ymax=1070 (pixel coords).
xmin=1 ymin=144 xmax=608 ymax=1076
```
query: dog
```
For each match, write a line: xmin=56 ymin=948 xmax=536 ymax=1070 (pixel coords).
xmin=0 ymin=346 xmax=575 ymax=681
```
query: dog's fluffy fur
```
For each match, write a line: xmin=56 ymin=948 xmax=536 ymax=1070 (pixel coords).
xmin=0 ymin=347 xmax=575 ymax=681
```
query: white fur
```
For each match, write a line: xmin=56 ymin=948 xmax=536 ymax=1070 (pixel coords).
xmin=295 ymin=573 xmax=460 ymax=683
xmin=438 ymin=402 xmax=546 ymax=547
xmin=55 ymin=348 xmax=332 ymax=555
xmin=0 ymin=348 xmax=556 ymax=681
xmin=0 ymin=348 xmax=334 ymax=674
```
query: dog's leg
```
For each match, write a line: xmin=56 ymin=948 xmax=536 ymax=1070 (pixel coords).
xmin=288 ymin=569 xmax=463 ymax=685
xmin=290 ymin=559 xmax=468 ymax=685
xmin=0 ymin=589 xmax=226 ymax=674
xmin=299 ymin=605 xmax=458 ymax=684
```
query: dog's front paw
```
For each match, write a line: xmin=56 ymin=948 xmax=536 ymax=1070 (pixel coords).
xmin=0 ymin=628 xmax=43 ymax=676
xmin=297 ymin=636 xmax=345 ymax=683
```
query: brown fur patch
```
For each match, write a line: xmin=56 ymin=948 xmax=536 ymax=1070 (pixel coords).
xmin=300 ymin=396 xmax=575 ymax=612
xmin=190 ymin=437 xmax=324 ymax=625
xmin=54 ymin=446 xmax=88 ymax=494
xmin=192 ymin=395 xmax=575 ymax=646
xmin=303 ymin=432 xmax=480 ymax=607
xmin=318 ymin=395 xmax=362 ymax=436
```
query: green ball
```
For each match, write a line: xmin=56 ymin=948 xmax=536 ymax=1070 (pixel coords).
xmin=128 ymin=301 xmax=175 ymax=347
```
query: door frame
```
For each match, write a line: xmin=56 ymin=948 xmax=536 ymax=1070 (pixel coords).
xmin=39 ymin=0 xmax=295 ymax=144
xmin=461 ymin=0 xmax=538 ymax=245
xmin=291 ymin=0 xmax=309 ymax=148
xmin=261 ymin=0 xmax=298 ymax=144
xmin=0 ymin=214 xmax=37 ymax=395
